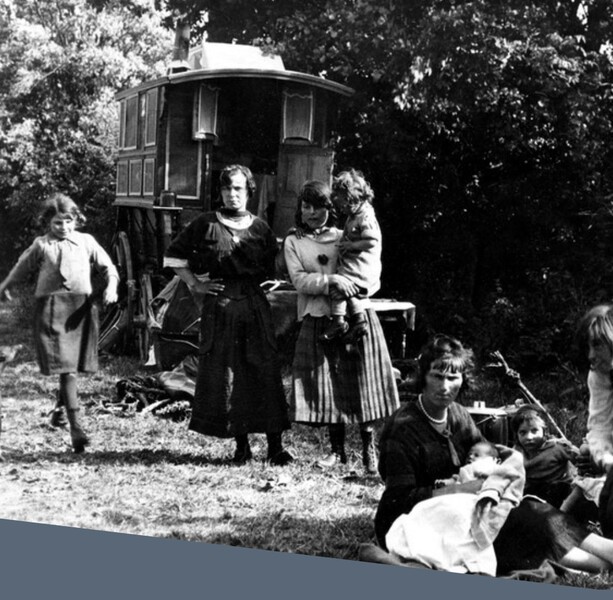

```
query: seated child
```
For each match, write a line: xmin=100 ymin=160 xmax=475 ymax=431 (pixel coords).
xmin=511 ymin=405 xmax=580 ymax=508
xmin=385 ymin=443 xmax=525 ymax=576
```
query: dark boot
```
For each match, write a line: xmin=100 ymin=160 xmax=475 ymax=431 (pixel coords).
xmin=49 ymin=391 xmax=67 ymax=428
xmin=360 ymin=427 xmax=377 ymax=474
xmin=319 ymin=316 xmax=349 ymax=342
xmin=66 ymin=408 xmax=89 ymax=454
xmin=232 ymin=435 xmax=253 ymax=464
xmin=266 ymin=432 xmax=294 ymax=466
xmin=316 ymin=424 xmax=347 ymax=468
xmin=344 ymin=312 xmax=368 ymax=344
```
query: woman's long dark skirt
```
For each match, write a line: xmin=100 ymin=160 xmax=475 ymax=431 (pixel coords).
xmin=188 ymin=286 xmax=289 ymax=438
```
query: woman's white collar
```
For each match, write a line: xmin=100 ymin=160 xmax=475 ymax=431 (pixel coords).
xmin=216 ymin=211 xmax=254 ymax=230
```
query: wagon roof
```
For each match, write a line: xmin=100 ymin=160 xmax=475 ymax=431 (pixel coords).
xmin=116 ymin=68 xmax=354 ymax=100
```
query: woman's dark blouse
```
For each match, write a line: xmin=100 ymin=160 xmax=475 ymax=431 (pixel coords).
xmin=375 ymin=401 xmax=483 ymax=548
xmin=164 ymin=212 xmax=277 ymax=281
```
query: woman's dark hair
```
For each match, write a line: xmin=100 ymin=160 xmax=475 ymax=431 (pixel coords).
xmin=219 ymin=164 xmax=256 ymax=199
xmin=417 ymin=334 xmax=475 ymax=396
xmin=38 ymin=193 xmax=86 ymax=228
xmin=294 ymin=180 xmax=337 ymax=228
xmin=576 ymin=304 xmax=613 ymax=360
xmin=510 ymin=405 xmax=549 ymax=437
xmin=332 ymin=169 xmax=374 ymax=205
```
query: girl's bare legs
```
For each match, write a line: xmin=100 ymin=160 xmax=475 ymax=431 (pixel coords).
xmin=60 ymin=373 xmax=89 ymax=453
xmin=579 ymin=533 xmax=613 ymax=568
xmin=559 ymin=534 xmax=613 ymax=572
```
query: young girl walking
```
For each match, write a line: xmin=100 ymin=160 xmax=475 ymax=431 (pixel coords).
xmin=0 ymin=193 xmax=118 ymax=453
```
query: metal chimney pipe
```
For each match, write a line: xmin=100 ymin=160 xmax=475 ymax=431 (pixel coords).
xmin=173 ymin=19 xmax=190 ymax=62
xmin=169 ymin=19 xmax=191 ymax=74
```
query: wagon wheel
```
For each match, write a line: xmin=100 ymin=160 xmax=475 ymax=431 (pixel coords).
xmin=113 ymin=231 xmax=136 ymax=337
xmin=133 ymin=273 xmax=154 ymax=363
xmin=98 ymin=231 xmax=135 ymax=353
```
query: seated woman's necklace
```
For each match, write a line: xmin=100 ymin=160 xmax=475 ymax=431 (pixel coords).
xmin=417 ymin=394 xmax=448 ymax=425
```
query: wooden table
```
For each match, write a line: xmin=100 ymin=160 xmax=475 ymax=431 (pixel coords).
xmin=267 ymin=290 xmax=416 ymax=360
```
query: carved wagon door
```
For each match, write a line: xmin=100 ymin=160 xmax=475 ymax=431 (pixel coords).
xmin=273 ymin=145 xmax=335 ymax=237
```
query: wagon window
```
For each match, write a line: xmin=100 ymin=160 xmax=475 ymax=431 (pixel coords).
xmin=193 ymin=84 xmax=219 ymax=140
xmin=143 ymin=158 xmax=155 ymax=196
xmin=144 ymin=89 xmax=158 ymax=147
xmin=116 ymin=161 xmax=128 ymax=196
xmin=167 ymin=88 xmax=200 ymax=199
xmin=129 ymin=159 xmax=142 ymax=195
xmin=121 ymin=95 xmax=139 ymax=150
xmin=282 ymin=88 xmax=314 ymax=143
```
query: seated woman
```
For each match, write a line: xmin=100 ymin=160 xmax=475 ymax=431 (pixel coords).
xmin=373 ymin=334 xmax=613 ymax=575
xmin=385 ymin=441 xmax=525 ymax=576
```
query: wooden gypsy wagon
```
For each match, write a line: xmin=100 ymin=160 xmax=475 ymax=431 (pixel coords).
xmin=99 ymin=40 xmax=416 ymax=378
xmin=100 ymin=42 xmax=355 ymax=356
xmin=98 ymin=38 xmax=522 ymax=446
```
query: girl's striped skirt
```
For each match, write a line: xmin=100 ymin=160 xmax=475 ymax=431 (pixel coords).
xmin=291 ymin=309 xmax=399 ymax=424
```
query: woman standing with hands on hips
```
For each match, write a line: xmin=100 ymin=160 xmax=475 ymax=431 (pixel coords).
xmin=283 ymin=178 xmax=399 ymax=474
xmin=163 ymin=165 xmax=292 ymax=465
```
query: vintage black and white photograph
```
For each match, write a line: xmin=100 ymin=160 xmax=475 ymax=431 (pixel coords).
xmin=1 ymin=0 xmax=613 ymax=591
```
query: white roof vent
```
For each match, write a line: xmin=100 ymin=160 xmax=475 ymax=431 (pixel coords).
xmin=189 ymin=43 xmax=285 ymax=71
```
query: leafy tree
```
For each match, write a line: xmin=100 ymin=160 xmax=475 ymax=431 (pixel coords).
xmin=174 ymin=0 xmax=613 ymax=368
xmin=0 ymin=0 xmax=173 ymax=262
xmin=5 ymin=0 xmax=612 ymax=371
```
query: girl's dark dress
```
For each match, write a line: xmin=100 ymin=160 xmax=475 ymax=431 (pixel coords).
xmin=375 ymin=401 xmax=590 ymax=575
xmin=165 ymin=212 xmax=289 ymax=438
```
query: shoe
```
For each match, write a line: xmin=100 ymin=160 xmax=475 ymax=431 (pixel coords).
xmin=66 ymin=408 xmax=89 ymax=453
xmin=49 ymin=408 xmax=67 ymax=428
xmin=268 ymin=449 xmax=294 ymax=466
xmin=232 ymin=445 xmax=253 ymax=464
xmin=70 ymin=427 xmax=90 ymax=454
xmin=343 ymin=322 xmax=368 ymax=345
xmin=315 ymin=451 xmax=347 ymax=469
xmin=319 ymin=321 xmax=349 ymax=342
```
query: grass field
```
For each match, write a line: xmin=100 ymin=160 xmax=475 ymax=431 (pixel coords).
xmin=1 ymin=297 xmax=612 ymax=590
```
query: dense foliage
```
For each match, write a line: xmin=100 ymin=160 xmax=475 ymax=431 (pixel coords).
xmin=176 ymin=0 xmax=613 ymax=370
xmin=0 ymin=0 xmax=172 ymax=254
xmin=2 ymin=0 xmax=613 ymax=373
